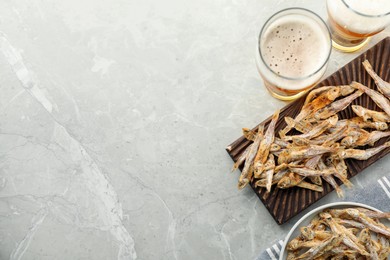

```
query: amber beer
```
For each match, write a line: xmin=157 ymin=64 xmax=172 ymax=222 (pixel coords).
xmin=326 ymin=0 xmax=390 ymax=52
xmin=256 ymin=8 xmax=331 ymax=101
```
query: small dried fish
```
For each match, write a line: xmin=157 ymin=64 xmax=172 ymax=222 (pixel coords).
xmin=331 ymin=117 xmax=388 ymax=131
xmin=332 ymin=208 xmax=390 ymax=221
xmin=350 ymin=117 xmax=388 ymax=131
xmin=344 ymin=208 xmax=390 ymax=237
xmin=352 ymin=81 xmax=390 ymax=117
xmin=339 ymin=141 xmax=390 ymax=160
xmin=362 ymin=60 xmax=390 ymax=98
xmin=335 ymin=218 xmax=366 ymax=229
xmin=355 ymin=130 xmax=390 ymax=146
xmin=355 ymin=207 xmax=390 ymax=219
xmin=314 ymin=90 xmax=363 ymax=120
xmin=280 ymin=88 xmax=340 ymax=137
xmin=289 ymin=166 xmax=335 ymax=177
xmin=304 ymin=85 xmax=354 ymax=105
xmin=253 ymin=110 xmax=280 ymax=176
xmin=297 ymin=181 xmax=323 ymax=192
xmin=304 ymin=86 xmax=334 ymax=105
xmin=278 ymin=145 xmax=337 ymax=164
xmin=238 ymin=125 xmax=264 ymax=189
xmin=265 ymin=154 xmax=275 ymax=192
xmin=352 ymin=105 xmax=390 ymax=122
xmin=284 ymin=116 xmax=338 ymax=141
xmin=295 ymin=235 xmax=342 ymax=260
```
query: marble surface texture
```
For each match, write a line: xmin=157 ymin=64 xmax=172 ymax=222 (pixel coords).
xmin=0 ymin=1 xmax=389 ymax=259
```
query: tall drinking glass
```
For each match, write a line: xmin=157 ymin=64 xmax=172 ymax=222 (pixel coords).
xmin=255 ymin=8 xmax=332 ymax=101
xmin=326 ymin=0 xmax=390 ymax=52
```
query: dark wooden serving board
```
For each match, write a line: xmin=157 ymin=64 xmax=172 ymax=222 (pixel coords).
xmin=226 ymin=37 xmax=390 ymax=225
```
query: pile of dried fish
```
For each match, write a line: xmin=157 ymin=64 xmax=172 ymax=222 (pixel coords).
xmin=232 ymin=60 xmax=390 ymax=197
xmin=286 ymin=207 xmax=390 ymax=259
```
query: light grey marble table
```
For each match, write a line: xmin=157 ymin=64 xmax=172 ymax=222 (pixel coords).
xmin=0 ymin=1 xmax=389 ymax=260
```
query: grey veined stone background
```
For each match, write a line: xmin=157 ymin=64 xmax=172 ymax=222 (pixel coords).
xmin=0 ymin=0 xmax=389 ymax=259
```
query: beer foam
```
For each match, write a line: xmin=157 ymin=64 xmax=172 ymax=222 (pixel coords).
xmin=260 ymin=14 xmax=330 ymax=82
xmin=344 ymin=0 xmax=390 ymax=16
xmin=327 ymin=0 xmax=390 ymax=34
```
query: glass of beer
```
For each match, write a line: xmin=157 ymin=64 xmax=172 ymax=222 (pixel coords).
xmin=255 ymin=8 xmax=332 ymax=101
xmin=327 ymin=0 xmax=390 ymax=52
